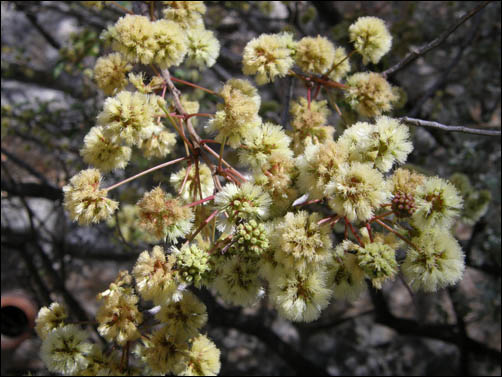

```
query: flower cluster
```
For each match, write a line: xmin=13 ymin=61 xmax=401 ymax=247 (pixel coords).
xmin=63 ymin=169 xmax=118 ymax=225
xmin=47 ymin=6 xmax=481 ymax=376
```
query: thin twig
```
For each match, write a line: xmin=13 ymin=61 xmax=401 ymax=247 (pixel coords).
xmin=400 ymin=117 xmax=501 ymax=136
xmin=383 ymin=1 xmax=491 ymax=78
xmin=104 ymin=156 xmax=188 ymax=191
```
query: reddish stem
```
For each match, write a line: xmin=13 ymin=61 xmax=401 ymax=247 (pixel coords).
xmin=313 ymin=83 xmax=322 ymax=99
xmin=366 ymin=223 xmax=374 ymax=243
xmin=169 ymin=76 xmax=219 ymax=96
xmin=178 ymin=162 xmax=192 ymax=196
xmin=307 ymin=86 xmax=312 ymax=110
xmin=184 ymin=112 xmax=214 ymax=120
xmin=185 ymin=194 xmax=215 ymax=208
xmin=185 ymin=210 xmax=220 ymax=244
xmin=199 ymin=139 xmax=221 ymax=145
xmin=374 ymin=219 xmax=418 ymax=249
xmin=345 ymin=217 xmax=365 ymax=247
xmin=369 ymin=210 xmax=395 ymax=223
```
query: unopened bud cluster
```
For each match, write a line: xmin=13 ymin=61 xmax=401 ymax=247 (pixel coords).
xmin=392 ymin=191 xmax=417 ymax=217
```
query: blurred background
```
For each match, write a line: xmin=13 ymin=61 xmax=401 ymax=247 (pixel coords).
xmin=1 ymin=1 xmax=500 ymax=375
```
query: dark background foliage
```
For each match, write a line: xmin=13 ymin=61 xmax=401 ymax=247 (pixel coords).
xmin=1 ymin=1 xmax=500 ymax=375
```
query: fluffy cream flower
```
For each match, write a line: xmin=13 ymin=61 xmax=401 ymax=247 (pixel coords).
xmin=137 ymin=186 xmax=194 ymax=242
xmin=93 ymin=53 xmax=132 ymax=95
xmin=179 ymin=334 xmax=221 ymax=376
xmin=269 ymin=267 xmax=332 ymax=322
xmin=40 ymin=325 xmax=92 ymax=375
xmin=239 ymin=122 xmax=293 ymax=171
xmin=96 ymin=272 xmax=143 ymax=346
xmin=296 ymin=140 xmax=348 ymax=199
xmin=272 ymin=211 xmax=332 ymax=274
xmin=212 ymin=255 xmax=264 ymax=306
xmin=206 ymin=79 xmax=262 ymax=148
xmin=402 ymin=229 xmax=465 ymax=292
xmin=186 ymin=28 xmax=220 ymax=69
xmin=412 ymin=176 xmax=463 ymax=229
xmin=80 ymin=126 xmax=131 ymax=172
xmin=295 ymin=35 xmax=335 ymax=74
xmin=133 ymin=246 xmax=181 ymax=304
xmin=349 ymin=16 xmax=392 ymax=65
xmin=35 ymin=302 xmax=67 ymax=340
xmin=63 ymin=169 xmax=118 ymax=225
xmin=97 ymin=91 xmax=163 ymax=146
xmin=163 ymin=1 xmax=206 ymax=29
xmin=326 ymin=162 xmax=390 ymax=222
xmin=155 ymin=291 xmax=208 ymax=340
xmin=242 ymin=32 xmax=296 ymax=85
xmin=139 ymin=127 xmax=177 ymax=159
xmin=345 ymin=72 xmax=397 ymax=117
xmin=338 ymin=117 xmax=413 ymax=172
xmin=214 ymin=182 xmax=271 ymax=232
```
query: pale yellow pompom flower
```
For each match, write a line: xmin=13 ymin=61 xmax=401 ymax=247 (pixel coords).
xmin=357 ymin=241 xmax=398 ymax=289
xmin=63 ymin=168 xmax=118 ymax=225
xmin=133 ymin=246 xmax=181 ymax=304
xmin=269 ymin=267 xmax=332 ymax=322
xmin=139 ymin=127 xmax=177 ymax=159
xmin=93 ymin=53 xmax=132 ymax=96
xmin=412 ymin=176 xmax=463 ymax=230
xmin=137 ymin=186 xmax=194 ymax=242
xmin=97 ymin=91 xmax=163 ymax=146
xmin=102 ymin=15 xmax=157 ymax=65
xmin=349 ymin=16 xmax=392 ymax=65
xmin=212 ymin=255 xmax=264 ymax=307
xmin=152 ymin=19 xmax=188 ymax=68
xmin=295 ymin=35 xmax=335 ymax=74
xmin=402 ymin=229 xmax=465 ymax=292
xmin=96 ymin=272 xmax=143 ymax=346
xmin=272 ymin=211 xmax=332 ymax=274
xmin=163 ymin=1 xmax=206 ymax=29
xmin=296 ymin=140 xmax=349 ymax=199
xmin=80 ymin=126 xmax=131 ymax=172
xmin=186 ymin=28 xmax=220 ymax=69
xmin=207 ymin=79 xmax=262 ymax=148
xmin=290 ymin=97 xmax=330 ymax=131
xmin=239 ymin=122 xmax=293 ymax=171
xmin=136 ymin=327 xmax=189 ymax=375
xmin=326 ymin=162 xmax=391 ymax=222
xmin=242 ymin=32 xmax=296 ymax=85
xmin=35 ymin=302 xmax=67 ymax=340
xmin=155 ymin=291 xmax=208 ymax=340
xmin=338 ymin=117 xmax=413 ymax=172
xmin=179 ymin=334 xmax=221 ymax=376
xmin=345 ymin=72 xmax=397 ymax=117
xmin=40 ymin=324 xmax=93 ymax=375
xmin=214 ymin=182 xmax=271 ymax=232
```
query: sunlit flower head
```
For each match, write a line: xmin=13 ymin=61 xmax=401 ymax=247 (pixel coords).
xmin=242 ymin=32 xmax=296 ymax=85
xmin=402 ymin=229 xmax=465 ymax=292
xmin=349 ymin=16 xmax=392 ymax=65
xmin=326 ymin=162 xmax=391 ymax=222
xmin=412 ymin=176 xmax=463 ymax=229
xmin=63 ymin=169 xmax=118 ymax=225
xmin=40 ymin=325 xmax=92 ymax=375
